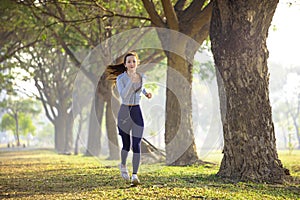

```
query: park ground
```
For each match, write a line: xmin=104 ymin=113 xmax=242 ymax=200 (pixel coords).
xmin=0 ymin=149 xmax=299 ymax=200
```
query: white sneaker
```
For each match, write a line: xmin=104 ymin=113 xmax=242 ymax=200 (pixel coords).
xmin=131 ymin=174 xmax=140 ymax=185
xmin=119 ymin=164 xmax=130 ymax=181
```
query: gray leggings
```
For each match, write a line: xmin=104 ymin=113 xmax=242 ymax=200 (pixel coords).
xmin=118 ymin=105 xmax=144 ymax=174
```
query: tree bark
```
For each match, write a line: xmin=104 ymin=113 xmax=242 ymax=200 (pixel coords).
xmin=142 ymin=0 xmax=212 ymax=166
xmin=210 ymin=0 xmax=290 ymax=183
xmin=54 ymin=114 xmax=66 ymax=153
xmin=85 ymin=91 xmax=104 ymax=156
xmin=105 ymin=97 xmax=120 ymax=160
xmin=64 ymin=112 xmax=74 ymax=154
xmin=53 ymin=99 xmax=74 ymax=154
xmin=95 ymin=73 xmax=120 ymax=159
xmin=165 ymin=40 xmax=198 ymax=165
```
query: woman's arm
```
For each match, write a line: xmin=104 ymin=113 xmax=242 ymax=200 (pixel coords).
xmin=116 ymin=75 xmax=133 ymax=99
xmin=141 ymin=74 xmax=152 ymax=99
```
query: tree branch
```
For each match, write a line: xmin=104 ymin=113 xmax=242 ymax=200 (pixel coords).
xmin=49 ymin=29 xmax=97 ymax=84
xmin=142 ymin=0 xmax=165 ymax=27
xmin=180 ymin=1 xmax=212 ymax=40
xmin=175 ymin=0 xmax=187 ymax=11
xmin=0 ymin=38 xmax=41 ymax=63
xmin=182 ymin=0 xmax=206 ymax=20
xmin=35 ymin=60 xmax=58 ymax=115
xmin=72 ymin=25 xmax=97 ymax=48
xmin=192 ymin=21 xmax=210 ymax=44
xmin=34 ymin=78 xmax=54 ymax=123
xmin=38 ymin=2 xmax=151 ymax=25
xmin=30 ymin=5 xmax=98 ymax=84
xmin=161 ymin=0 xmax=179 ymax=30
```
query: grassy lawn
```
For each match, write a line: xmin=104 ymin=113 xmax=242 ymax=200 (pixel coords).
xmin=0 ymin=149 xmax=299 ymax=200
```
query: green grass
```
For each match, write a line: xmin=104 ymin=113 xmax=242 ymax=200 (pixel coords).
xmin=0 ymin=149 xmax=299 ymax=200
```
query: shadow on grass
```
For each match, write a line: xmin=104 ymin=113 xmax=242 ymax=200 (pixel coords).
xmin=0 ymin=166 xmax=127 ymax=199
xmin=1 ymin=150 xmax=299 ymax=199
xmin=140 ymin=168 xmax=300 ymax=199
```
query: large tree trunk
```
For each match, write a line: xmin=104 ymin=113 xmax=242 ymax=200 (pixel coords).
xmin=98 ymin=74 xmax=120 ymax=160
xmin=210 ymin=0 xmax=290 ymax=183
xmin=141 ymin=0 xmax=212 ymax=166
xmin=54 ymin=102 xmax=73 ymax=154
xmin=105 ymin=98 xmax=120 ymax=160
xmin=54 ymin=114 xmax=66 ymax=153
xmin=165 ymin=42 xmax=199 ymax=165
xmin=64 ymin=112 xmax=74 ymax=154
xmin=85 ymin=94 xmax=104 ymax=156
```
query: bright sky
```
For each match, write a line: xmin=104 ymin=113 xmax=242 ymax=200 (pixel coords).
xmin=267 ymin=0 xmax=300 ymax=66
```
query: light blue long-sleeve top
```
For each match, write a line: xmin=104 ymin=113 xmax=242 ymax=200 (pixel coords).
xmin=116 ymin=72 xmax=148 ymax=105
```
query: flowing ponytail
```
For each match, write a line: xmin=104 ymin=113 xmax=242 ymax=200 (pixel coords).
xmin=105 ymin=63 xmax=127 ymax=81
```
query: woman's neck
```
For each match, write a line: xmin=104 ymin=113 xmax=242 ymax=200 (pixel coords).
xmin=127 ymin=70 xmax=136 ymax=76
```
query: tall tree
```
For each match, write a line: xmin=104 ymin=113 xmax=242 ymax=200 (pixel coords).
xmin=34 ymin=50 xmax=76 ymax=154
xmin=210 ymin=0 xmax=291 ymax=182
xmin=13 ymin=43 xmax=78 ymax=154
xmin=141 ymin=0 xmax=212 ymax=165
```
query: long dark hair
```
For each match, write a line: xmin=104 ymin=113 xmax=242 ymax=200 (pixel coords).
xmin=105 ymin=52 xmax=138 ymax=82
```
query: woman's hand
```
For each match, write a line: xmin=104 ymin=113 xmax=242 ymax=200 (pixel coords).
xmin=145 ymin=93 xmax=152 ymax=99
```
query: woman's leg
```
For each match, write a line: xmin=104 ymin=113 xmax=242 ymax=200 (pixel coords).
xmin=119 ymin=131 xmax=131 ymax=181
xmin=130 ymin=105 xmax=144 ymax=174
xmin=120 ymin=133 xmax=130 ymax=166
xmin=132 ymin=136 xmax=142 ymax=174
xmin=117 ymin=105 xmax=132 ymax=166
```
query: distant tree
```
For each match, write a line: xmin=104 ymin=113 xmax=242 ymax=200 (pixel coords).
xmin=27 ymin=47 xmax=77 ymax=154
xmin=1 ymin=114 xmax=15 ymax=141
xmin=1 ymin=113 xmax=36 ymax=146
xmin=0 ymin=98 xmax=39 ymax=146
xmin=282 ymin=73 xmax=300 ymax=149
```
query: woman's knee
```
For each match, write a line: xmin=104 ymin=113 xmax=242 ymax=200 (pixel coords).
xmin=132 ymin=145 xmax=140 ymax=153
xmin=122 ymin=144 xmax=130 ymax=152
xmin=120 ymin=133 xmax=131 ymax=151
xmin=132 ymin=139 xmax=141 ymax=153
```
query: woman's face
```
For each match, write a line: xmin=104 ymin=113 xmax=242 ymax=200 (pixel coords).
xmin=125 ymin=55 xmax=138 ymax=72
